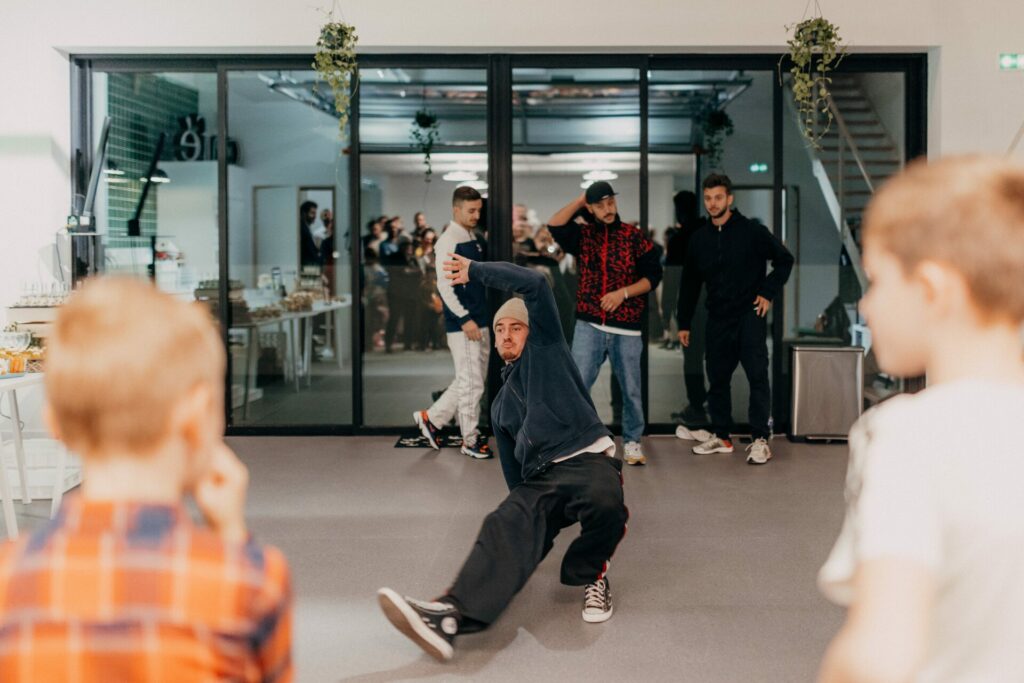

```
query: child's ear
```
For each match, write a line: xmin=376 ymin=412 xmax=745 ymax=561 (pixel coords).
xmin=916 ymin=260 xmax=968 ymax=318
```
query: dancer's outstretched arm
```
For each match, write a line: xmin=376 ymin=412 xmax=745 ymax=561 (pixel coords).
xmin=444 ymin=255 xmax=563 ymax=348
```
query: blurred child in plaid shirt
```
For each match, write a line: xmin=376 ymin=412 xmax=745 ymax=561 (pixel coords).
xmin=0 ymin=278 xmax=292 ymax=682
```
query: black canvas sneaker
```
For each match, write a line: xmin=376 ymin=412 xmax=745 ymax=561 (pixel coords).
xmin=582 ymin=577 xmax=613 ymax=623
xmin=377 ymin=588 xmax=459 ymax=662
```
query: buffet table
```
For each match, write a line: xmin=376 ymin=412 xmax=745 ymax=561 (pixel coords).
xmin=232 ymin=298 xmax=350 ymax=418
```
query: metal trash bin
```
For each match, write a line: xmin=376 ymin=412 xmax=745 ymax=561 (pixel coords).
xmin=790 ymin=346 xmax=864 ymax=441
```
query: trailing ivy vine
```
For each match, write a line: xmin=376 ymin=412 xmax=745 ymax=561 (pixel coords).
xmin=410 ymin=108 xmax=441 ymax=182
xmin=313 ymin=19 xmax=358 ymax=142
xmin=702 ymin=108 xmax=734 ymax=170
xmin=780 ymin=15 xmax=845 ymax=149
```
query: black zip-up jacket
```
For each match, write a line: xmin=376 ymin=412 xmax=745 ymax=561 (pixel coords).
xmin=469 ymin=261 xmax=612 ymax=490
xmin=677 ymin=210 xmax=794 ymax=328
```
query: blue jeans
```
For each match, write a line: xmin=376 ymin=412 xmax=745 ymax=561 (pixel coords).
xmin=571 ymin=320 xmax=644 ymax=443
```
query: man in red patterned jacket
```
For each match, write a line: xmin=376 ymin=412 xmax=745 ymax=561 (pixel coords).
xmin=549 ymin=181 xmax=663 ymax=465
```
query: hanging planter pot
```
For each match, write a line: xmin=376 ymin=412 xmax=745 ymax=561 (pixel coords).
xmin=779 ymin=15 xmax=845 ymax=149
xmin=313 ymin=19 xmax=358 ymax=143
xmin=410 ymin=108 xmax=441 ymax=182
xmin=701 ymin=108 xmax=734 ymax=170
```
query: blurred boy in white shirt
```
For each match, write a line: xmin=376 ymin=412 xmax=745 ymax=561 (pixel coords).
xmin=818 ymin=156 xmax=1024 ymax=683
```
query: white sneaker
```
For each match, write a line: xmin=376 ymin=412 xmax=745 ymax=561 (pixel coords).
xmin=745 ymin=438 xmax=772 ymax=465
xmin=582 ymin=577 xmax=613 ymax=623
xmin=692 ymin=436 xmax=734 ymax=455
xmin=623 ymin=441 xmax=646 ymax=466
xmin=675 ymin=425 xmax=713 ymax=442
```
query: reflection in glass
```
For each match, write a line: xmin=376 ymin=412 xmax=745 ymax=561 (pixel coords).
xmin=359 ymin=68 xmax=488 ymax=427
xmin=227 ymin=70 xmax=353 ymax=426
xmin=89 ymin=71 xmax=219 ymax=292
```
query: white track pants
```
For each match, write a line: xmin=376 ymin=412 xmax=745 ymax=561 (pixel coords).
xmin=428 ymin=329 xmax=491 ymax=441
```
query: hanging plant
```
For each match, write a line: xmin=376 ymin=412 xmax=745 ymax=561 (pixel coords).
xmin=779 ymin=15 xmax=845 ymax=149
xmin=312 ymin=19 xmax=358 ymax=142
xmin=701 ymin=108 xmax=734 ymax=170
xmin=410 ymin=108 xmax=441 ymax=182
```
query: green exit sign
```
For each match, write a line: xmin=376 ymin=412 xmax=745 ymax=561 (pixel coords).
xmin=1000 ymin=53 xmax=1024 ymax=70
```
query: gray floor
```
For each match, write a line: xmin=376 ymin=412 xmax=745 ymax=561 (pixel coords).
xmin=12 ymin=435 xmax=849 ymax=681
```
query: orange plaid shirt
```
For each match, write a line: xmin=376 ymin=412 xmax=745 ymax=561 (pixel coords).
xmin=0 ymin=494 xmax=292 ymax=682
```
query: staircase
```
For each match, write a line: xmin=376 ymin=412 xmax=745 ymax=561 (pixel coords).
xmin=817 ymin=74 xmax=904 ymax=245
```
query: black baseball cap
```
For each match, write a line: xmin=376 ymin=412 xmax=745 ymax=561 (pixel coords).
xmin=585 ymin=181 xmax=617 ymax=204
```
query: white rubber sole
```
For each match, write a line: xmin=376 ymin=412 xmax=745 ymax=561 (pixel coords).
xmin=582 ymin=605 xmax=614 ymax=623
xmin=377 ymin=588 xmax=454 ymax=662
xmin=460 ymin=446 xmax=492 ymax=459
xmin=692 ymin=444 xmax=734 ymax=455
xmin=413 ymin=412 xmax=440 ymax=450
xmin=746 ymin=453 xmax=772 ymax=465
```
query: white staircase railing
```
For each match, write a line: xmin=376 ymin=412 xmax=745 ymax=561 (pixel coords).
xmin=786 ymin=88 xmax=871 ymax=292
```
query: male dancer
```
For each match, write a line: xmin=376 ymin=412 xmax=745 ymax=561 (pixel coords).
xmin=379 ymin=255 xmax=628 ymax=661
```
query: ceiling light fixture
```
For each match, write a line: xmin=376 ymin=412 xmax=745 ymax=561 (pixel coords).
xmin=442 ymin=170 xmax=479 ymax=182
xmin=583 ymin=170 xmax=618 ymax=181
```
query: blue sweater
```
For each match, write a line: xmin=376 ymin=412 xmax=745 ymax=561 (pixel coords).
xmin=469 ymin=261 xmax=612 ymax=490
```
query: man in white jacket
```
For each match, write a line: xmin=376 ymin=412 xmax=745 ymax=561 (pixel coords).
xmin=414 ymin=186 xmax=492 ymax=458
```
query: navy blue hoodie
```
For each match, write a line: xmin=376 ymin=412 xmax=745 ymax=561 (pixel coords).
xmin=469 ymin=261 xmax=612 ymax=490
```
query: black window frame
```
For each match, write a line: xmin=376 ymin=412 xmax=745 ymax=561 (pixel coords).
xmin=69 ymin=51 xmax=927 ymax=436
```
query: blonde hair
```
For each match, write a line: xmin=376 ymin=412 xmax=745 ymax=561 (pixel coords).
xmin=863 ymin=155 xmax=1024 ymax=323
xmin=45 ymin=277 xmax=225 ymax=456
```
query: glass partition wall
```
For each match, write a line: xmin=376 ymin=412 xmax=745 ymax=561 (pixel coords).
xmin=357 ymin=67 xmax=488 ymax=426
xmin=646 ymin=69 xmax=776 ymax=434
xmin=69 ymin=54 xmax=926 ymax=433
xmin=512 ymin=67 xmax=641 ymax=428
xmin=225 ymin=69 xmax=353 ymax=427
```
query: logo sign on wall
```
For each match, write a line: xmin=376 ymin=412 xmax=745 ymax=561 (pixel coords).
xmin=173 ymin=114 xmax=240 ymax=164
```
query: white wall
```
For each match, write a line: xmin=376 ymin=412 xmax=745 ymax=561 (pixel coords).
xmin=4 ymin=0 xmax=1024 ymax=316
xmin=859 ymin=72 xmax=906 ymax=162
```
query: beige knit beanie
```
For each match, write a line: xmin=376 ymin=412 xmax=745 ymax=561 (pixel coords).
xmin=492 ymin=297 xmax=529 ymax=330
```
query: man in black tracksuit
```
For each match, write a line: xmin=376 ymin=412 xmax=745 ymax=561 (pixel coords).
xmin=677 ymin=173 xmax=794 ymax=465
xmin=378 ymin=257 xmax=628 ymax=662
